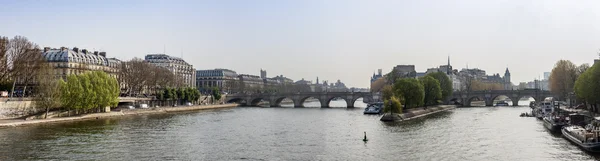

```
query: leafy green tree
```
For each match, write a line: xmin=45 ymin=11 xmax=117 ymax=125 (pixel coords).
xmin=381 ymin=85 xmax=394 ymax=101
xmin=393 ymin=78 xmax=424 ymax=108
xmin=575 ymin=63 xmax=600 ymax=112
xmin=419 ymin=75 xmax=442 ymax=107
xmin=80 ymin=73 xmax=97 ymax=112
xmin=426 ymin=72 xmax=453 ymax=100
xmin=212 ymin=87 xmax=222 ymax=103
xmin=61 ymin=75 xmax=84 ymax=115
xmin=177 ymin=88 xmax=186 ymax=104
xmin=383 ymin=96 xmax=403 ymax=113
xmin=92 ymin=71 xmax=119 ymax=111
xmin=58 ymin=71 xmax=120 ymax=115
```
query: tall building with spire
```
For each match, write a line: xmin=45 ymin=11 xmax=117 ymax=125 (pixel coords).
xmin=504 ymin=68 xmax=511 ymax=90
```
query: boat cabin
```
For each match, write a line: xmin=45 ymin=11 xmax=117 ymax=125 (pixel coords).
xmin=569 ymin=114 xmax=596 ymax=126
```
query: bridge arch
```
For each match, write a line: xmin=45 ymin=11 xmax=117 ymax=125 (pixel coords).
xmin=490 ymin=95 xmax=517 ymax=106
xmin=226 ymin=98 xmax=247 ymax=106
xmin=467 ymin=96 xmax=486 ymax=107
xmin=249 ymin=97 xmax=271 ymax=107
xmin=325 ymin=96 xmax=349 ymax=108
xmin=298 ymin=96 xmax=324 ymax=108
xmin=350 ymin=96 xmax=368 ymax=108
xmin=271 ymin=97 xmax=294 ymax=107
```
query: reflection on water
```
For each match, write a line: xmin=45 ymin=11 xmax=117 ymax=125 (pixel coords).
xmin=0 ymin=100 xmax=599 ymax=160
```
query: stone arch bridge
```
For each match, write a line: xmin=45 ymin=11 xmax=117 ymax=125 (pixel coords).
xmin=225 ymin=92 xmax=376 ymax=108
xmin=447 ymin=89 xmax=555 ymax=107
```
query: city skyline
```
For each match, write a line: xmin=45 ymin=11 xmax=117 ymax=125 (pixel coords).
xmin=2 ymin=0 xmax=600 ymax=88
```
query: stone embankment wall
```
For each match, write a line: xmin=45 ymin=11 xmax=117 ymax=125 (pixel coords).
xmin=0 ymin=98 xmax=39 ymax=119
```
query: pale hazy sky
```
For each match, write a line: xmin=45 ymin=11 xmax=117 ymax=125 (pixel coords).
xmin=2 ymin=0 xmax=600 ymax=88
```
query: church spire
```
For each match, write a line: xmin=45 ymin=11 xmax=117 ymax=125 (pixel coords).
xmin=447 ymin=56 xmax=451 ymax=75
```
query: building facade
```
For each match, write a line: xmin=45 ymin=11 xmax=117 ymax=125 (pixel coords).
xmin=145 ymin=54 xmax=196 ymax=88
xmin=41 ymin=47 xmax=121 ymax=80
xmin=196 ymin=69 xmax=238 ymax=93
xmin=393 ymin=65 xmax=416 ymax=78
xmin=238 ymin=74 xmax=264 ymax=92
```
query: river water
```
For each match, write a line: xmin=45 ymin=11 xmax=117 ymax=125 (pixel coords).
xmin=1 ymin=100 xmax=599 ymax=161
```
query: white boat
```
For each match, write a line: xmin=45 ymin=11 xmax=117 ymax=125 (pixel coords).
xmin=534 ymin=101 xmax=554 ymax=120
xmin=561 ymin=114 xmax=600 ymax=152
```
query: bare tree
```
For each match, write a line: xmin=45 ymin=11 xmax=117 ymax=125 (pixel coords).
xmin=147 ymin=65 xmax=176 ymax=95
xmin=0 ymin=36 xmax=10 ymax=83
xmin=34 ymin=63 xmax=62 ymax=118
xmin=8 ymin=36 xmax=44 ymax=98
xmin=460 ymin=73 xmax=474 ymax=92
xmin=119 ymin=58 xmax=151 ymax=96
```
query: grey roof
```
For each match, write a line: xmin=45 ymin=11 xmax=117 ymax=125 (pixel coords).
xmin=145 ymin=54 xmax=190 ymax=65
xmin=42 ymin=48 xmax=111 ymax=66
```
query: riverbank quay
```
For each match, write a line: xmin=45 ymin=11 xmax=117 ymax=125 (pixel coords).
xmin=381 ymin=105 xmax=456 ymax=122
xmin=0 ymin=104 xmax=238 ymax=127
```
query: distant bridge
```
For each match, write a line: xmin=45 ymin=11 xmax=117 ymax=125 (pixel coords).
xmin=447 ymin=89 xmax=555 ymax=106
xmin=224 ymin=92 xmax=377 ymax=108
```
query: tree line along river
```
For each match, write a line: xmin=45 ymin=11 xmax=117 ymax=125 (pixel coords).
xmin=1 ymin=100 xmax=600 ymax=160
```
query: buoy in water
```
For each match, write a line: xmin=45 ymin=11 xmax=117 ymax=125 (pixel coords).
xmin=363 ymin=131 xmax=368 ymax=142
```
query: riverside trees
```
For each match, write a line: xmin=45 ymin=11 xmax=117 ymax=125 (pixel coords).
xmin=382 ymin=75 xmax=446 ymax=113
xmin=393 ymin=78 xmax=425 ymax=109
xmin=426 ymin=72 xmax=452 ymax=100
xmin=59 ymin=71 xmax=119 ymax=115
xmin=549 ymin=60 xmax=578 ymax=100
xmin=157 ymin=87 xmax=201 ymax=105
xmin=574 ymin=63 xmax=600 ymax=112
xmin=419 ymin=76 xmax=442 ymax=107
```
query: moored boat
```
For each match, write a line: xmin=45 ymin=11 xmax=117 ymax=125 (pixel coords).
xmin=364 ymin=102 xmax=383 ymax=114
xmin=529 ymin=101 xmax=536 ymax=108
xmin=543 ymin=115 xmax=567 ymax=133
xmin=534 ymin=101 xmax=554 ymax=120
xmin=562 ymin=114 xmax=600 ymax=152
xmin=495 ymin=100 xmax=509 ymax=106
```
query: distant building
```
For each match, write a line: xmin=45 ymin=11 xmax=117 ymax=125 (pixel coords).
xmin=145 ymin=54 xmax=196 ymax=88
xmin=459 ymin=67 xmax=512 ymax=90
xmin=370 ymin=69 xmax=383 ymax=83
xmin=393 ymin=65 xmax=416 ymax=78
xmin=459 ymin=68 xmax=486 ymax=79
xmin=295 ymin=78 xmax=312 ymax=85
xmin=41 ymin=47 xmax=121 ymax=80
xmin=544 ymin=72 xmax=550 ymax=80
xmin=196 ymin=69 xmax=238 ymax=93
xmin=273 ymin=75 xmax=293 ymax=84
xmin=260 ymin=69 xmax=267 ymax=79
xmin=238 ymin=74 xmax=264 ymax=90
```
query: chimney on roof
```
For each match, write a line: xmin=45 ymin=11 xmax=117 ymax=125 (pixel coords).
xmin=93 ymin=51 xmax=99 ymax=56
xmin=82 ymin=49 xmax=88 ymax=54
xmin=99 ymin=52 xmax=106 ymax=57
xmin=72 ymin=47 xmax=79 ymax=52
xmin=43 ymin=47 xmax=50 ymax=52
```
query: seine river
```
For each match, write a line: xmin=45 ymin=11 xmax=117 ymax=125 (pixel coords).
xmin=1 ymin=100 xmax=600 ymax=161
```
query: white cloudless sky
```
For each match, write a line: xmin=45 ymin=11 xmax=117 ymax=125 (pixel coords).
xmin=1 ymin=0 xmax=599 ymax=87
